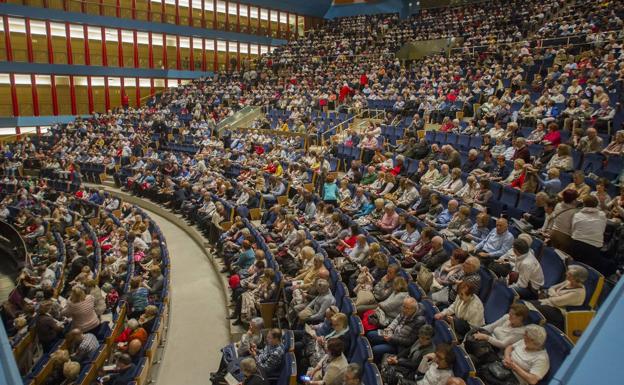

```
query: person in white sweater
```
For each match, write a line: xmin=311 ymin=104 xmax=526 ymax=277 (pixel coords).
xmin=570 ymin=195 xmax=615 ymax=275
xmin=531 ymin=265 xmax=588 ymax=331
xmin=416 ymin=343 xmax=455 ymax=385
xmin=435 ymin=281 xmax=485 ymax=340
xmin=502 ymin=325 xmax=550 ymax=385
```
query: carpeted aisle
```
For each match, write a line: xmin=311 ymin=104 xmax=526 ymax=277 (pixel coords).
xmin=140 ymin=208 xmax=229 ymax=385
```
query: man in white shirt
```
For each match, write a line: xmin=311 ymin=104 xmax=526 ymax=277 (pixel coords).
xmin=570 ymin=195 xmax=614 ymax=275
xmin=509 ymin=239 xmax=544 ymax=299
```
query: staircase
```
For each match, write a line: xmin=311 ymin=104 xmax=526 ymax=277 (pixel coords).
xmin=216 ymin=106 xmax=263 ymax=134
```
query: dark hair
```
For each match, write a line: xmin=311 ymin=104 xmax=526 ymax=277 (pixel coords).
xmin=547 ymin=122 xmax=559 ymax=131
xmin=451 ymin=249 xmax=469 ymax=264
xmin=513 ymin=238 xmax=530 ymax=254
xmin=583 ymin=195 xmax=599 ymax=208
xmin=418 ymin=324 xmax=435 ymax=338
xmin=562 ymin=189 xmax=578 ymax=204
xmin=326 ymin=338 xmax=345 ymax=357
xmin=118 ymin=354 xmax=132 ymax=365
xmin=387 ymin=263 xmax=400 ymax=273
xmin=420 ymin=227 xmax=435 ymax=240
xmin=269 ymin=328 xmax=282 ymax=340
xmin=435 ymin=343 xmax=455 ymax=366
xmin=510 ymin=303 xmax=529 ymax=321
xmin=457 ymin=281 xmax=476 ymax=296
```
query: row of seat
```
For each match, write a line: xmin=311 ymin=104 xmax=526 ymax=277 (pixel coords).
xmin=228 ymin=159 xmax=604 ymax=384
xmin=7 ymin=189 xmax=172 ymax=385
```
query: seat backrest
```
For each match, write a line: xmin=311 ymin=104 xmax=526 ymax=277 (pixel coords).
xmin=281 ymin=330 xmax=294 ymax=352
xmin=452 ymin=345 xmax=476 ymax=379
xmin=518 ymin=192 xmax=536 ymax=212
xmin=539 ymin=247 xmax=566 ymax=289
xmin=340 ymin=297 xmax=355 ymax=315
xmin=333 ymin=281 xmax=347 ymax=309
xmin=363 ymin=362 xmax=383 ymax=385
xmin=277 ymin=352 xmax=296 ymax=385
xmin=489 ymin=181 xmax=503 ymax=201
xmin=538 ymin=324 xmax=574 ymax=385
xmin=501 ymin=185 xmax=520 ymax=207
xmin=581 ymin=152 xmax=604 ymax=173
xmin=433 ymin=320 xmax=456 ymax=346
xmin=420 ymin=299 xmax=439 ymax=324
xmin=408 ymin=282 xmax=425 ymax=302
xmin=484 ymin=281 xmax=517 ymax=324
xmin=477 ymin=267 xmax=495 ymax=302
xmin=350 ymin=336 xmax=373 ymax=366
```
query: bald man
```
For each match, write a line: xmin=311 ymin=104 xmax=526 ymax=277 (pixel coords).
xmin=127 ymin=339 xmax=143 ymax=361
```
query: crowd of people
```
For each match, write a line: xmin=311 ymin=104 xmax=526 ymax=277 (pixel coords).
xmin=0 ymin=184 xmax=168 ymax=385
xmin=0 ymin=0 xmax=623 ymax=384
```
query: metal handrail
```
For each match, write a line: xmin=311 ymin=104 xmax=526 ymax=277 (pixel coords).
xmin=321 ymin=112 xmax=357 ymax=144
xmin=447 ymin=30 xmax=624 ymax=56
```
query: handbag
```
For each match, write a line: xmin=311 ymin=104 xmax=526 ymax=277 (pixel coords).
xmin=355 ymin=290 xmax=376 ymax=307
xmin=464 ymin=331 xmax=495 ymax=360
xmin=486 ymin=361 xmax=514 ymax=381
xmin=417 ymin=265 xmax=434 ymax=293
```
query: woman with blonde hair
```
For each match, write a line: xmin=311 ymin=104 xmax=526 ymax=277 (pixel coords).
xmin=503 ymin=159 xmax=526 ymax=185
xmin=44 ymin=349 xmax=70 ymax=385
xmin=62 ymin=286 xmax=100 ymax=334
xmin=546 ymin=143 xmax=573 ymax=172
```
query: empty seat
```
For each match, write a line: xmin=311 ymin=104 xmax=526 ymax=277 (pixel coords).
xmin=433 ymin=320 xmax=457 ymax=345
xmin=420 ymin=299 xmax=439 ymax=324
xmin=518 ymin=192 xmax=536 ymax=212
xmin=408 ymin=282 xmax=425 ymax=302
xmin=458 ymin=135 xmax=471 ymax=150
xmin=489 ymin=181 xmax=503 ymax=201
xmin=539 ymin=247 xmax=566 ymax=288
xmin=484 ymin=281 xmax=517 ymax=324
xmin=500 ymin=185 xmax=520 ymax=207
xmin=363 ymin=362 xmax=383 ymax=385
xmin=452 ymin=345 xmax=476 ymax=379
xmin=581 ymin=152 xmax=605 ymax=174
xmin=601 ymin=155 xmax=623 ymax=180
xmin=538 ymin=324 xmax=574 ymax=385
xmin=350 ymin=336 xmax=373 ymax=366
xmin=477 ymin=267 xmax=496 ymax=302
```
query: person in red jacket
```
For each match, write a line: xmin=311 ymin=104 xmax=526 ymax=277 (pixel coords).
xmin=360 ymin=73 xmax=369 ymax=87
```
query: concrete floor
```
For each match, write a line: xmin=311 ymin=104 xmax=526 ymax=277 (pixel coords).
xmin=141 ymin=208 xmax=229 ymax=385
